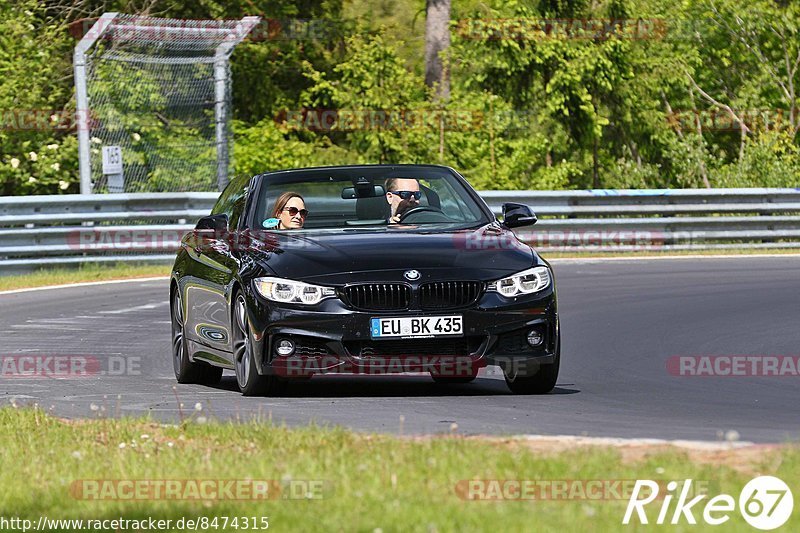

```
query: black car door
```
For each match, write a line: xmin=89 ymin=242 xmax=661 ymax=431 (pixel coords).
xmin=182 ymin=176 xmax=250 ymax=366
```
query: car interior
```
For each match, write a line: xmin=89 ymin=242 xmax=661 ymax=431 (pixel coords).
xmin=259 ymin=175 xmax=463 ymax=229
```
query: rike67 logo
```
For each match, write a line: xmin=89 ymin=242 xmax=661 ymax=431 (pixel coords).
xmin=623 ymin=476 xmax=793 ymax=530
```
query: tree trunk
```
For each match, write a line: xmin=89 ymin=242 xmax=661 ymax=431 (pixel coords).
xmin=489 ymin=99 xmax=496 ymax=179
xmin=425 ymin=0 xmax=450 ymax=100
xmin=686 ymin=87 xmax=711 ymax=188
xmin=592 ymin=135 xmax=599 ymax=188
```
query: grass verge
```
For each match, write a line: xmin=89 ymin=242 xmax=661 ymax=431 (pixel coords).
xmin=0 ymin=263 xmax=170 ymax=292
xmin=0 ymin=407 xmax=797 ymax=532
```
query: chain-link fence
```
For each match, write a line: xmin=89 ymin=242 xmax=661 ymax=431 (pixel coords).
xmin=74 ymin=13 xmax=260 ymax=194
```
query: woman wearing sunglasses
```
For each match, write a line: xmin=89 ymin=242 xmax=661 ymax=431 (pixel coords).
xmin=269 ymin=192 xmax=308 ymax=230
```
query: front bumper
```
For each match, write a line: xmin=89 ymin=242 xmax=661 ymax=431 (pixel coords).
xmin=244 ymin=284 xmax=558 ymax=378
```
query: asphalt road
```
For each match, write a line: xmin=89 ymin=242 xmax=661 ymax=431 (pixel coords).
xmin=2 ymin=256 xmax=798 ymax=443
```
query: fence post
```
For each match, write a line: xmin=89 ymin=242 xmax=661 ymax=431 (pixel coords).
xmin=73 ymin=13 xmax=118 ymax=195
xmin=214 ymin=16 xmax=261 ymax=192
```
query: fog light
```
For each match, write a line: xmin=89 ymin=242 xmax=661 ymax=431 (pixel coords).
xmin=275 ymin=338 xmax=295 ymax=356
xmin=526 ymin=329 xmax=544 ymax=347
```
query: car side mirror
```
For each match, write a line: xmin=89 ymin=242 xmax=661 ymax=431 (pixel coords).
xmin=195 ymin=214 xmax=228 ymax=231
xmin=500 ymin=203 xmax=537 ymax=229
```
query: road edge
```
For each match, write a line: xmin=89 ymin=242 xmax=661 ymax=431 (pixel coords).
xmin=0 ymin=276 xmax=170 ymax=296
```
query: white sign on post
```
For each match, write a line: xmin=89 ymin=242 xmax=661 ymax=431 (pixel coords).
xmin=102 ymin=146 xmax=123 ymax=174
xmin=101 ymin=145 xmax=124 ymax=193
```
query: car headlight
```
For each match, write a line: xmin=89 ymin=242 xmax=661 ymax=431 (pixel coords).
xmin=254 ymin=277 xmax=337 ymax=305
xmin=487 ymin=266 xmax=551 ymax=297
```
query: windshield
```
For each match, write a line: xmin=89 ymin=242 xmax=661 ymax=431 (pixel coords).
xmin=253 ymin=166 xmax=490 ymax=230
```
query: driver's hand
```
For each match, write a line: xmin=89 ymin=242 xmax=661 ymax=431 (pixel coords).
xmin=396 ymin=198 xmax=416 ymax=215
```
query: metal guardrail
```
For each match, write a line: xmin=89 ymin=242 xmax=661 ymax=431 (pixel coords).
xmin=1 ymin=188 xmax=800 ymax=273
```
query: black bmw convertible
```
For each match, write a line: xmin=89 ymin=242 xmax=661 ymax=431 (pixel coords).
xmin=170 ymin=165 xmax=559 ymax=395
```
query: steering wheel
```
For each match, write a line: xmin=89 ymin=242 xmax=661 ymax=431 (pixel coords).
xmin=398 ymin=205 xmax=447 ymax=223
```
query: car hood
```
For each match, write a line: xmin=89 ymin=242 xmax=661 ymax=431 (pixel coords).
xmin=248 ymin=224 xmax=538 ymax=283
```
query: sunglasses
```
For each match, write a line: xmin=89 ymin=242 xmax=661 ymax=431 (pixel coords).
xmin=282 ymin=206 xmax=309 ymax=218
xmin=389 ymin=190 xmax=422 ymax=200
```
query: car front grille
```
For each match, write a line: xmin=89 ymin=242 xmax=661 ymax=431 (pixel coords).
xmin=342 ymin=281 xmax=483 ymax=311
xmin=345 ymin=337 xmax=484 ymax=358
xmin=342 ymin=283 xmax=411 ymax=311
xmin=419 ymin=281 xmax=483 ymax=310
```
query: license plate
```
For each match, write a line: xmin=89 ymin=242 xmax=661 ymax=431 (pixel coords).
xmin=370 ymin=316 xmax=463 ymax=339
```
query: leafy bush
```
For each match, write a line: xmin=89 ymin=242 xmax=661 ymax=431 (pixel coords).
xmin=2 ymin=0 xmax=800 ymax=194
xmin=1 ymin=136 xmax=79 ymax=194
xmin=712 ymin=132 xmax=800 ymax=188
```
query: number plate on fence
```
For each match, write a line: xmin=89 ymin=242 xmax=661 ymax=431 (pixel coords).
xmin=101 ymin=146 xmax=123 ymax=175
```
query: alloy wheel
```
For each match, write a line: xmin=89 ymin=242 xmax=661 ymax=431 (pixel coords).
xmin=233 ymin=294 xmax=251 ymax=389
xmin=171 ymin=290 xmax=185 ymax=378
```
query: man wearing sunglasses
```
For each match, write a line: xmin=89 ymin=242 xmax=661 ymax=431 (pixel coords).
xmin=385 ymin=177 xmax=422 ymax=224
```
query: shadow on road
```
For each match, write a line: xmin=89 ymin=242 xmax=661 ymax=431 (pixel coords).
xmin=207 ymin=375 xmax=580 ymax=398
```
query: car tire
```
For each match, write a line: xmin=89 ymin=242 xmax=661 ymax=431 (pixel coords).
xmin=503 ymin=339 xmax=560 ymax=394
xmin=232 ymin=292 xmax=285 ymax=397
xmin=171 ymin=287 xmax=223 ymax=385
